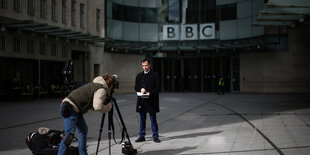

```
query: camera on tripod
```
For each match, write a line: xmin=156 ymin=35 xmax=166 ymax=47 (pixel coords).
xmin=104 ymin=74 xmax=119 ymax=105
xmin=96 ymin=74 xmax=137 ymax=155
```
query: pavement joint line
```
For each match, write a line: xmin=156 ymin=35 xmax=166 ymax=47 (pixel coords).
xmin=178 ymin=145 xmax=310 ymax=155
xmin=158 ymin=96 xmax=221 ymax=126
xmin=92 ymin=97 xmax=222 ymax=154
xmin=212 ymin=102 xmax=284 ymax=155
xmin=286 ymin=104 xmax=310 ymax=127
xmin=0 ymin=117 xmax=61 ymax=131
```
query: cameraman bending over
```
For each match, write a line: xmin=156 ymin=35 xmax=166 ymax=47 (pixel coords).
xmin=58 ymin=75 xmax=115 ymax=155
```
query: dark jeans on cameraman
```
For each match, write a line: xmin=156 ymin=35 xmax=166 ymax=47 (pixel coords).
xmin=139 ymin=112 xmax=159 ymax=138
xmin=58 ymin=102 xmax=88 ymax=155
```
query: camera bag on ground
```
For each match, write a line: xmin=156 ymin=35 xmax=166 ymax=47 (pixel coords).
xmin=26 ymin=127 xmax=78 ymax=155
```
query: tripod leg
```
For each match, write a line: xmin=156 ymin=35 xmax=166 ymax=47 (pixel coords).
xmin=108 ymin=108 xmax=113 ymax=155
xmin=96 ymin=114 xmax=106 ymax=155
xmin=112 ymin=98 xmax=133 ymax=145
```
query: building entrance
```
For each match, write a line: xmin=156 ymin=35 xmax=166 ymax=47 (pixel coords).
xmin=153 ymin=57 xmax=237 ymax=92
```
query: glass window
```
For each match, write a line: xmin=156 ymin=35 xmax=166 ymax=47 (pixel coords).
xmin=14 ymin=0 xmax=21 ymax=12
xmin=168 ymin=0 xmax=180 ymax=23
xmin=161 ymin=0 xmax=217 ymax=24
xmin=40 ymin=41 xmax=46 ymax=55
xmin=112 ymin=3 xmax=158 ymax=23
xmin=62 ymin=45 xmax=67 ymax=57
xmin=96 ymin=9 xmax=100 ymax=32
xmin=219 ymin=3 xmax=236 ymax=21
xmin=112 ymin=3 xmax=123 ymax=21
xmin=0 ymin=0 xmax=7 ymax=9
xmin=62 ymin=0 xmax=67 ymax=24
xmin=27 ymin=39 xmax=34 ymax=54
xmin=13 ymin=36 xmax=21 ymax=53
xmin=124 ymin=6 xmax=140 ymax=22
xmin=52 ymin=0 xmax=58 ymax=21
xmin=200 ymin=0 xmax=216 ymax=23
xmin=51 ymin=43 xmax=57 ymax=56
xmin=141 ymin=8 xmax=157 ymax=23
xmin=0 ymin=35 xmax=5 ymax=51
xmin=28 ymin=0 xmax=35 ymax=16
xmin=40 ymin=0 xmax=47 ymax=18
xmin=71 ymin=0 xmax=76 ymax=26
xmin=80 ymin=3 xmax=85 ymax=29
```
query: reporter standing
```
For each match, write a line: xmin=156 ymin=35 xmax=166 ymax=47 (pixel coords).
xmin=134 ymin=58 xmax=161 ymax=143
xmin=58 ymin=75 xmax=115 ymax=155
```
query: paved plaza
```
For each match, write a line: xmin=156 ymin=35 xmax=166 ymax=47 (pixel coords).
xmin=0 ymin=93 xmax=310 ymax=155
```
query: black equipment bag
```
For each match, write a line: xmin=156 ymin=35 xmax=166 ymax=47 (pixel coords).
xmin=26 ymin=128 xmax=78 ymax=155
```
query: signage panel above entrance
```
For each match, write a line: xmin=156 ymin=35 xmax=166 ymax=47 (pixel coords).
xmin=163 ymin=23 xmax=215 ymax=41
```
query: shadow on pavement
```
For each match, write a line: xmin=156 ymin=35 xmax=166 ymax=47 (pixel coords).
xmin=163 ymin=131 xmax=222 ymax=141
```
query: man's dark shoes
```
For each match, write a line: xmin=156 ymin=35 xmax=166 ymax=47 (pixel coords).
xmin=135 ymin=137 xmax=145 ymax=142
xmin=153 ymin=137 xmax=161 ymax=143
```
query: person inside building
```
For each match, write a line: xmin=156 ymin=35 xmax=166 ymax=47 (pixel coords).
xmin=134 ymin=58 xmax=161 ymax=143
xmin=58 ymin=75 xmax=116 ymax=155
xmin=218 ymin=75 xmax=225 ymax=95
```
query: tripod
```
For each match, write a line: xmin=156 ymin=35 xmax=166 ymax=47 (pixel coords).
xmin=96 ymin=97 xmax=137 ymax=155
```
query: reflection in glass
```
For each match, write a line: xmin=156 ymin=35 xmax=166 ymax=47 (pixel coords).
xmin=168 ymin=0 xmax=180 ymax=23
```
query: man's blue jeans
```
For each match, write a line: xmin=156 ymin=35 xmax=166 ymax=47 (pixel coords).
xmin=139 ymin=112 xmax=159 ymax=138
xmin=58 ymin=104 xmax=88 ymax=155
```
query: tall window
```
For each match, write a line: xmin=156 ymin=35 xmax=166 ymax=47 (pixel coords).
xmin=218 ymin=3 xmax=236 ymax=21
xmin=112 ymin=3 xmax=158 ymax=23
xmin=80 ymin=3 xmax=85 ymax=29
xmin=28 ymin=0 xmax=35 ymax=16
xmin=186 ymin=0 xmax=216 ymax=23
xmin=52 ymin=0 xmax=58 ymax=21
xmin=40 ymin=41 xmax=46 ymax=55
xmin=51 ymin=43 xmax=57 ymax=56
xmin=168 ymin=0 xmax=180 ymax=23
xmin=96 ymin=9 xmax=100 ymax=32
xmin=40 ymin=0 xmax=47 ymax=18
xmin=0 ymin=35 xmax=5 ymax=51
xmin=71 ymin=0 xmax=76 ymax=26
xmin=0 ymin=0 xmax=7 ymax=9
xmin=27 ymin=39 xmax=34 ymax=54
xmin=62 ymin=0 xmax=67 ymax=24
xmin=13 ymin=36 xmax=21 ymax=53
xmin=62 ymin=45 xmax=67 ymax=57
xmin=14 ymin=0 xmax=21 ymax=12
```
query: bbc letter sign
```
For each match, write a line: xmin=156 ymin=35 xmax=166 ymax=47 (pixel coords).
xmin=182 ymin=24 xmax=197 ymax=40
xmin=163 ymin=25 xmax=179 ymax=40
xmin=200 ymin=23 xmax=215 ymax=40
xmin=163 ymin=23 xmax=215 ymax=40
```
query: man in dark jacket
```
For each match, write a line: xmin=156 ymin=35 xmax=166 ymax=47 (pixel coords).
xmin=134 ymin=58 xmax=160 ymax=143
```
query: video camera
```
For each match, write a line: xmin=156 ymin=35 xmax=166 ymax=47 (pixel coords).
xmin=104 ymin=74 xmax=119 ymax=105
xmin=111 ymin=74 xmax=119 ymax=93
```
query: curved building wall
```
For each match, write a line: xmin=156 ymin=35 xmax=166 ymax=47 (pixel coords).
xmin=106 ymin=0 xmax=159 ymax=42
xmin=218 ymin=0 xmax=264 ymax=40
xmin=107 ymin=0 xmax=264 ymax=42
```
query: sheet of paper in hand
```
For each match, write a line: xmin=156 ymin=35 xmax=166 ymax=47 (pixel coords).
xmin=137 ymin=92 xmax=149 ymax=98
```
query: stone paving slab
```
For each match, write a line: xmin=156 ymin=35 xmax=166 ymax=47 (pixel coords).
xmin=0 ymin=93 xmax=310 ymax=155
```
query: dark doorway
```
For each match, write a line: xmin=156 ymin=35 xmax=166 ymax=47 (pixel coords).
xmin=153 ymin=56 xmax=233 ymax=92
